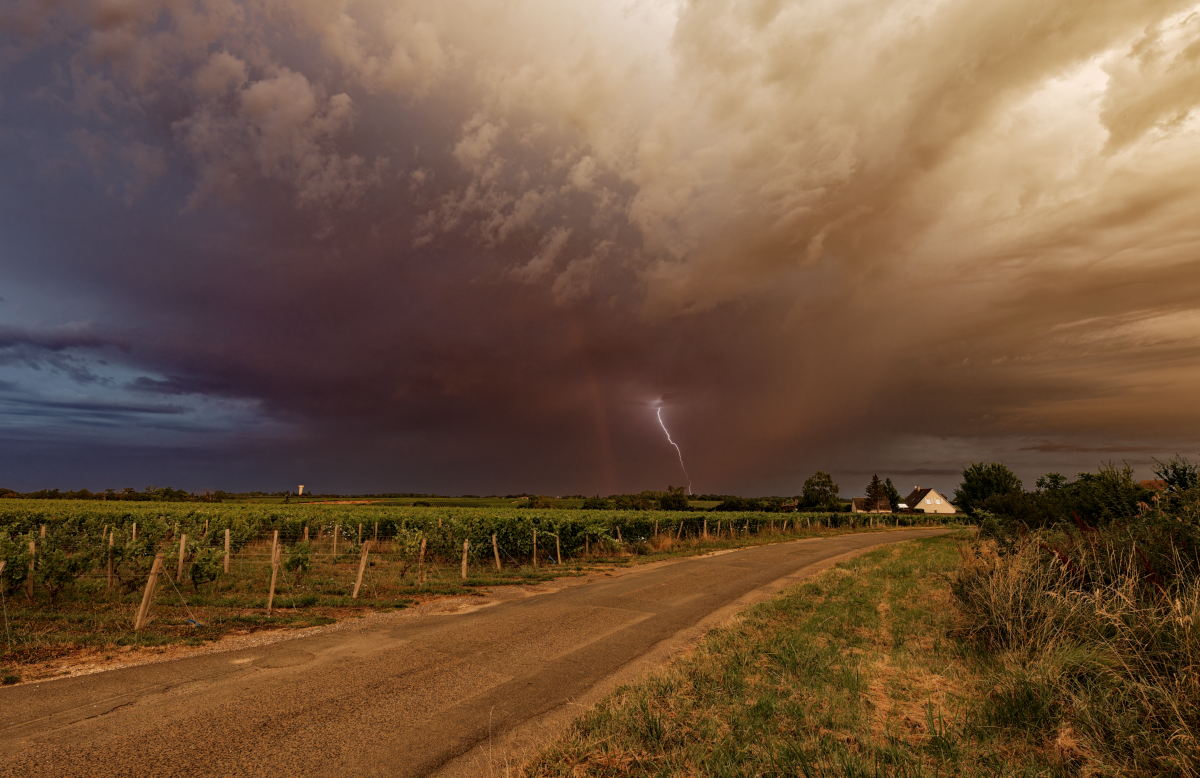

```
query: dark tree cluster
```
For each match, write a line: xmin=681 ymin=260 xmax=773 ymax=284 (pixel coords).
xmin=0 ymin=486 xmax=228 ymax=502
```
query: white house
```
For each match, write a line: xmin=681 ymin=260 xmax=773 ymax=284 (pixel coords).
xmin=902 ymin=486 xmax=956 ymax=514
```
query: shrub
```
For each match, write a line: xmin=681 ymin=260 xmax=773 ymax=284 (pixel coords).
xmin=189 ymin=546 xmax=224 ymax=591
xmin=32 ymin=532 xmax=97 ymax=605
xmin=282 ymin=541 xmax=313 ymax=581
xmin=954 ymin=528 xmax=1200 ymax=775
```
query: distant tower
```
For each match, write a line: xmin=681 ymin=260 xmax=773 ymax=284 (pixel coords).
xmin=298 ymin=485 xmax=305 ymax=495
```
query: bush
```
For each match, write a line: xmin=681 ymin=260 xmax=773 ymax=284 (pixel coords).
xmin=282 ymin=541 xmax=313 ymax=581
xmin=189 ymin=546 xmax=224 ymax=590
xmin=0 ymin=531 xmax=29 ymax=597
xmin=32 ymin=532 xmax=97 ymax=605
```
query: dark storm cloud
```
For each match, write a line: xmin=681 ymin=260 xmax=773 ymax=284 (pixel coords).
xmin=0 ymin=324 xmax=122 ymax=353
xmin=1019 ymin=442 xmax=1163 ymax=454
xmin=0 ymin=396 xmax=187 ymax=416
xmin=2 ymin=0 xmax=1200 ymax=493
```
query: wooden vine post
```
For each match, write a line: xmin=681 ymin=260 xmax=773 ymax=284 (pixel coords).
xmin=134 ymin=553 xmax=165 ymax=631
xmin=333 ymin=525 xmax=340 ymax=556
xmin=132 ymin=522 xmax=137 ymax=541
xmin=358 ymin=523 xmax=363 ymax=544
xmin=373 ymin=522 xmax=379 ymax=541
xmin=703 ymin=519 xmax=708 ymax=539
xmin=176 ymin=534 xmax=187 ymax=582
xmin=555 ymin=534 xmax=561 ymax=566
xmin=26 ymin=541 xmax=35 ymax=603
xmin=532 ymin=529 xmax=538 ymax=568
xmin=107 ymin=531 xmax=115 ymax=590
xmin=224 ymin=529 xmax=231 ymax=574
xmin=418 ymin=538 xmax=427 ymax=586
xmin=353 ymin=541 xmax=371 ymax=598
xmin=616 ymin=525 xmax=622 ymax=544
xmin=303 ymin=526 xmax=309 ymax=542
xmin=266 ymin=531 xmax=281 ymax=615
xmin=492 ymin=534 xmax=501 ymax=571
xmin=460 ymin=539 xmax=469 ymax=580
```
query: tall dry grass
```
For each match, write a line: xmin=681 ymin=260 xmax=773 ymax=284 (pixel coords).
xmin=954 ymin=528 xmax=1200 ymax=776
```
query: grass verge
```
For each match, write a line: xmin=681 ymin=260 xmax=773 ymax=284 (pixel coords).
xmin=524 ymin=533 xmax=1072 ymax=777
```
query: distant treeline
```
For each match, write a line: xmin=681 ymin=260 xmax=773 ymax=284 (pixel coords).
xmin=0 ymin=487 xmax=342 ymax=503
xmin=0 ymin=485 xmax=821 ymax=511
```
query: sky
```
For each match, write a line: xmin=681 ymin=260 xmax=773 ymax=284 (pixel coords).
xmin=2 ymin=0 xmax=1200 ymax=498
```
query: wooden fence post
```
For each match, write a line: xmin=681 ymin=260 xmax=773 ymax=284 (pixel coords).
xmin=270 ymin=529 xmax=279 ymax=571
xmin=224 ymin=528 xmax=231 ymax=574
xmin=107 ymin=531 xmax=115 ymax=590
xmin=353 ymin=541 xmax=371 ymax=598
xmin=134 ymin=553 xmax=164 ymax=630
xmin=461 ymin=539 xmax=469 ymax=580
xmin=176 ymin=534 xmax=187 ymax=582
xmin=26 ymin=541 xmax=35 ymax=603
xmin=492 ymin=534 xmax=501 ymax=571
xmin=532 ymin=529 xmax=538 ymax=568
xmin=267 ymin=541 xmax=281 ymax=615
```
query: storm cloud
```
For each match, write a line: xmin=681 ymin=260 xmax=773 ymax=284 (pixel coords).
xmin=2 ymin=0 xmax=1199 ymax=495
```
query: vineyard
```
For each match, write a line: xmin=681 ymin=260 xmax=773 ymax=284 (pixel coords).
xmin=0 ymin=500 xmax=959 ymax=681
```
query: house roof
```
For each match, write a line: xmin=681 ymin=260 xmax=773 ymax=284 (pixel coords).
xmin=903 ymin=487 xmax=942 ymax=506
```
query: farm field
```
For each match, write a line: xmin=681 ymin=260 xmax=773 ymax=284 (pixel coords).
xmin=0 ymin=500 xmax=959 ymax=684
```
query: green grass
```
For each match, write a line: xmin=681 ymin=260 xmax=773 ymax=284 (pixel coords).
xmin=524 ymin=534 xmax=1072 ymax=778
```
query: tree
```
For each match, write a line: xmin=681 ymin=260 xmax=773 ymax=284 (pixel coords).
xmin=884 ymin=478 xmax=902 ymax=511
xmin=954 ymin=462 xmax=1022 ymax=514
xmin=659 ymin=486 xmax=689 ymax=511
xmin=801 ymin=471 xmax=839 ymax=510
xmin=1152 ymin=455 xmax=1200 ymax=494
xmin=1035 ymin=472 xmax=1068 ymax=492
xmin=864 ymin=475 xmax=889 ymax=512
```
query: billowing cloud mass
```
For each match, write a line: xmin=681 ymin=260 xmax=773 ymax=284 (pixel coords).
xmin=2 ymin=0 xmax=1200 ymax=495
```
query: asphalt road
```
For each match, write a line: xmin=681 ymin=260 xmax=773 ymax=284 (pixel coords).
xmin=0 ymin=529 xmax=950 ymax=777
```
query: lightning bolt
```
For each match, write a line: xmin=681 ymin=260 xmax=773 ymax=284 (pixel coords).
xmin=657 ymin=406 xmax=692 ymax=495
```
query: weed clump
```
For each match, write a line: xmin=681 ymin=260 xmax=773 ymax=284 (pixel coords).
xmin=954 ymin=519 xmax=1200 ymax=776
